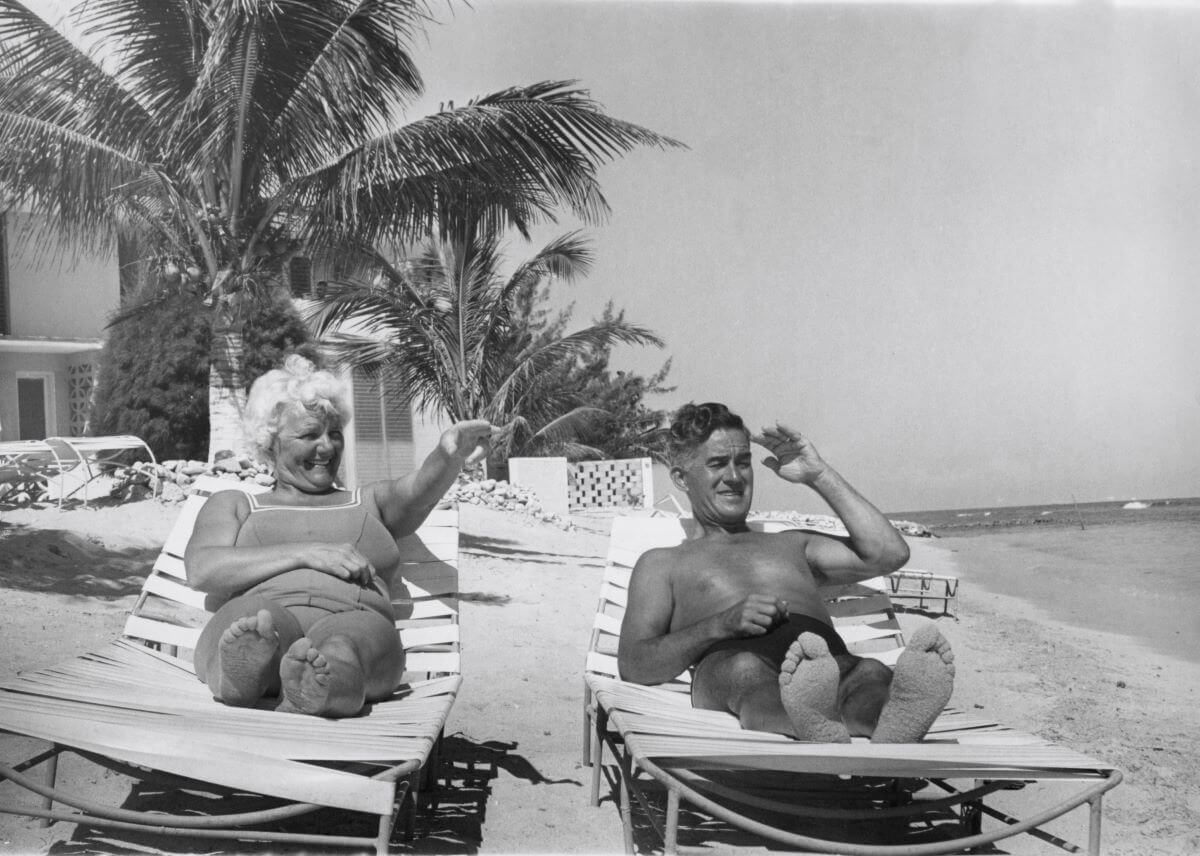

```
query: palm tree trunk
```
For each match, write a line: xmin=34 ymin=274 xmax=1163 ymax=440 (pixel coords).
xmin=209 ymin=321 xmax=249 ymax=461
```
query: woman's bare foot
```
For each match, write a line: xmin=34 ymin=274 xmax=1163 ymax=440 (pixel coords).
xmin=871 ymin=624 xmax=955 ymax=743
xmin=277 ymin=637 xmax=365 ymax=717
xmin=214 ymin=609 xmax=279 ymax=706
xmin=778 ymin=633 xmax=851 ymax=743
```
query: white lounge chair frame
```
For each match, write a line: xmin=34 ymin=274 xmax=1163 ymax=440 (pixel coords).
xmin=583 ymin=516 xmax=1122 ymax=856
xmin=0 ymin=435 xmax=157 ymax=507
xmin=886 ymin=569 xmax=960 ymax=619
xmin=0 ymin=475 xmax=461 ymax=853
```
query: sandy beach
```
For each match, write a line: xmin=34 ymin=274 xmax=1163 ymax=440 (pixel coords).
xmin=0 ymin=498 xmax=1197 ymax=855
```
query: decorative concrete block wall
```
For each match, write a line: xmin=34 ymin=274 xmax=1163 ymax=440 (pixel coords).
xmin=568 ymin=458 xmax=654 ymax=511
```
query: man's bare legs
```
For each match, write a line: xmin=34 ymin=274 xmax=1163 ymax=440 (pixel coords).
xmin=195 ymin=596 xmax=303 ymax=705
xmin=277 ymin=609 xmax=404 ymax=717
xmin=693 ymin=649 xmax=810 ymax=737
xmin=698 ymin=624 xmax=955 ymax=742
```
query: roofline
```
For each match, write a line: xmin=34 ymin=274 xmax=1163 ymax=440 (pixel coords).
xmin=0 ymin=336 xmax=104 ymax=355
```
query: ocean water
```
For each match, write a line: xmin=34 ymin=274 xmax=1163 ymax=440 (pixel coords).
xmin=889 ymin=496 xmax=1200 ymax=537
xmin=891 ymin=496 xmax=1200 ymax=664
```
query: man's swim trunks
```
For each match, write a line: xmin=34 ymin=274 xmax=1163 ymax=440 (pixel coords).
xmin=698 ymin=613 xmax=850 ymax=668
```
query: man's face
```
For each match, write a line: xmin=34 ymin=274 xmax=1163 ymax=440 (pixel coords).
xmin=671 ymin=427 xmax=754 ymax=526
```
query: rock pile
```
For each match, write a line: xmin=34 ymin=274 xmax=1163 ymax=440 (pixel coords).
xmin=443 ymin=474 xmax=571 ymax=529
xmin=118 ymin=464 xmax=571 ymax=530
xmin=751 ymin=510 xmax=932 ymax=538
xmin=115 ymin=454 xmax=275 ymax=503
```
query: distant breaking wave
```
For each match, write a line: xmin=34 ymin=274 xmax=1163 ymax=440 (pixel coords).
xmin=1123 ymin=501 xmax=1150 ymax=510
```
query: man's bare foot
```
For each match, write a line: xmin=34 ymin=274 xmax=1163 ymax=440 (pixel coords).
xmin=277 ymin=637 xmax=365 ymax=717
xmin=871 ymin=624 xmax=955 ymax=743
xmin=214 ymin=609 xmax=279 ymax=706
xmin=778 ymin=633 xmax=851 ymax=743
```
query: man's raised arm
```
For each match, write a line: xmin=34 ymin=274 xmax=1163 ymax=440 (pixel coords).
xmin=753 ymin=424 xmax=909 ymax=584
xmin=618 ymin=549 xmax=789 ymax=685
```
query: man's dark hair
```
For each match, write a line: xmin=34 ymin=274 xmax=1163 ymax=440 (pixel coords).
xmin=667 ymin=402 xmax=748 ymax=465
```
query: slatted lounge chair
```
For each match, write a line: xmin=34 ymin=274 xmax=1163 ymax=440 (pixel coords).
xmin=0 ymin=475 xmax=461 ymax=854
xmin=583 ymin=516 xmax=1123 ymax=856
xmin=43 ymin=435 xmax=158 ymax=506
xmin=886 ymin=569 xmax=960 ymax=619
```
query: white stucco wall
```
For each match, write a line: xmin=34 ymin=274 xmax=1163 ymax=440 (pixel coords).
xmin=5 ymin=215 xmax=120 ymax=338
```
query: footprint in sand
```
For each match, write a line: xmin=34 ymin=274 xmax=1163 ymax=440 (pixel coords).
xmin=871 ymin=623 xmax=955 ymax=743
xmin=215 ymin=608 xmax=279 ymax=705
xmin=778 ymin=633 xmax=852 ymax=743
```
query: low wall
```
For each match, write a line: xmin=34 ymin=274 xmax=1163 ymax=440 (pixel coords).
xmin=507 ymin=457 xmax=570 ymax=518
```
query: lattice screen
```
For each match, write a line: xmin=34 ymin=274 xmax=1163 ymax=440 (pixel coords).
xmin=568 ymin=458 xmax=653 ymax=510
xmin=67 ymin=361 xmax=97 ymax=436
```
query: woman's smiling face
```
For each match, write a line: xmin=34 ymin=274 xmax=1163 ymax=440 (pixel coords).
xmin=271 ymin=403 xmax=344 ymax=493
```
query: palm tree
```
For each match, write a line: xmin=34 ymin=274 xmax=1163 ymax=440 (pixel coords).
xmin=308 ymin=230 xmax=665 ymax=468
xmin=0 ymin=0 xmax=682 ymax=458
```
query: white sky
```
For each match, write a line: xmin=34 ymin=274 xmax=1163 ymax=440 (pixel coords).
xmin=22 ymin=0 xmax=1200 ymax=512
xmin=407 ymin=0 xmax=1200 ymax=512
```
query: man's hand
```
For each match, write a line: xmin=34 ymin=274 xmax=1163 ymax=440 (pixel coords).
xmin=751 ymin=423 xmax=829 ymax=485
xmin=439 ymin=420 xmax=497 ymax=466
xmin=716 ymin=593 xmax=790 ymax=638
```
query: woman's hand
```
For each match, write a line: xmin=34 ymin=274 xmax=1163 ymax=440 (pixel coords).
xmin=296 ymin=543 xmax=377 ymax=585
xmin=439 ymin=420 xmax=497 ymax=466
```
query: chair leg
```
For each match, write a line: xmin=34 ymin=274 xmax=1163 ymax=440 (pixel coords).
xmin=1088 ymin=793 xmax=1104 ymax=856
xmin=38 ymin=750 xmax=59 ymax=829
xmin=374 ymin=807 xmax=394 ymax=856
xmin=589 ymin=708 xmax=608 ymax=807
xmin=962 ymin=782 xmax=984 ymax=854
xmin=582 ymin=683 xmax=593 ymax=767
xmin=618 ymin=750 xmax=635 ymax=855
xmin=665 ymin=788 xmax=680 ymax=856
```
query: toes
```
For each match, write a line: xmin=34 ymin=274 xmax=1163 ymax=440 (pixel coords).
xmin=798 ymin=632 xmax=831 ymax=659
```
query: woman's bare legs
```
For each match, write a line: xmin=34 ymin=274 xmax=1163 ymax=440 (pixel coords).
xmin=276 ymin=609 xmax=404 ymax=717
xmin=195 ymin=596 xmax=304 ymax=706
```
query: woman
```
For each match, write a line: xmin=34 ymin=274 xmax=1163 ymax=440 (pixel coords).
xmin=186 ymin=354 xmax=492 ymax=717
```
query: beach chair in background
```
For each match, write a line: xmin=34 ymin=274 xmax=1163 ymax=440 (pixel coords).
xmin=583 ymin=516 xmax=1123 ymax=856
xmin=0 ymin=439 xmax=60 ymax=505
xmin=0 ymin=435 xmax=156 ymax=507
xmin=886 ymin=569 xmax=960 ymax=619
xmin=0 ymin=475 xmax=461 ymax=854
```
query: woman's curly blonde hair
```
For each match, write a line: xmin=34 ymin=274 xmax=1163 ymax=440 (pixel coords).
xmin=243 ymin=354 xmax=352 ymax=463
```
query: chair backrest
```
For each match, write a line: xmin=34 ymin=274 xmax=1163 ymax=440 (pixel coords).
xmin=585 ymin=516 xmax=906 ymax=688
xmin=123 ymin=475 xmax=460 ymax=683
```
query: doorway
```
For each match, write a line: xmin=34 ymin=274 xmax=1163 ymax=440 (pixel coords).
xmin=16 ymin=372 xmax=55 ymax=440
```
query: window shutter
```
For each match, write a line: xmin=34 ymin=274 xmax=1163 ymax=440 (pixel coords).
xmin=351 ymin=369 xmax=415 ymax=485
xmin=288 ymin=256 xmax=312 ymax=298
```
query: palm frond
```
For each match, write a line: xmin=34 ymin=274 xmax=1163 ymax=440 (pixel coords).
xmin=295 ymin=81 xmax=686 ymax=248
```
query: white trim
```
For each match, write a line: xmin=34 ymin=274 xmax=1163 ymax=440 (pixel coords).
xmin=16 ymin=370 xmax=56 ymax=439
xmin=0 ymin=337 xmax=103 ymax=354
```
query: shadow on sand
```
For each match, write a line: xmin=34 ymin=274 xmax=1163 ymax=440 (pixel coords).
xmin=459 ymin=532 xmax=604 ymax=567
xmin=0 ymin=523 xmax=156 ymax=599
xmin=40 ymin=734 xmax=559 ymax=855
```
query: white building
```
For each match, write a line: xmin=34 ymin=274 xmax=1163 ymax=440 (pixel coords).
xmin=0 ymin=215 xmax=440 ymax=488
xmin=0 ymin=212 xmax=112 ymax=441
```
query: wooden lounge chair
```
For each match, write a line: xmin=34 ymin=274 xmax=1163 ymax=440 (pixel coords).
xmin=583 ymin=516 xmax=1123 ymax=855
xmin=0 ymin=475 xmax=461 ymax=854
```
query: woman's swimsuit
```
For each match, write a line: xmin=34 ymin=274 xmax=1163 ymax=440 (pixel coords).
xmin=221 ymin=488 xmax=401 ymax=622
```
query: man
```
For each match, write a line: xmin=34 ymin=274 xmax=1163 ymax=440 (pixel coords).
xmin=618 ymin=402 xmax=954 ymax=742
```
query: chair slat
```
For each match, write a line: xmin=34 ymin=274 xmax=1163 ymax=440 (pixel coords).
xmin=141 ymin=573 xmax=208 ymax=610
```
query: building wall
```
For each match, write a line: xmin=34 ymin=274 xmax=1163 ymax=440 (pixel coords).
xmin=4 ymin=214 xmax=120 ymax=338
